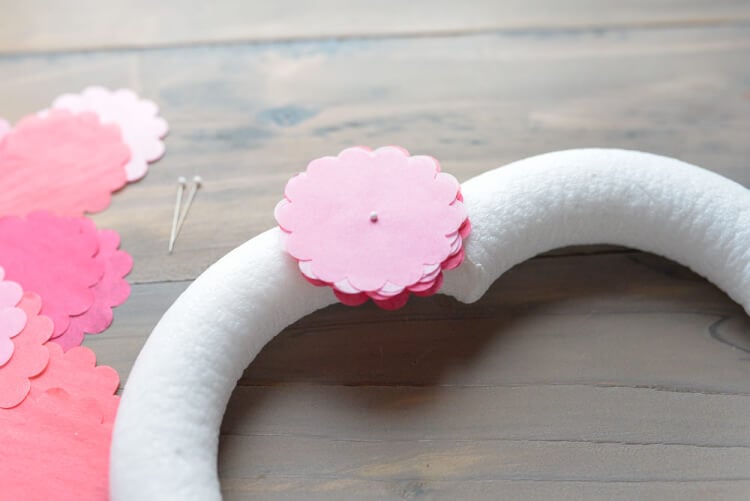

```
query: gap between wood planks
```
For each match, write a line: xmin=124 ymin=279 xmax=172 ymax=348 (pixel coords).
xmin=2 ymin=18 xmax=749 ymax=58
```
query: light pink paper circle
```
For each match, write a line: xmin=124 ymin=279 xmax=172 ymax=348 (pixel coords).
xmin=0 ymin=292 xmax=53 ymax=408
xmin=275 ymin=146 xmax=469 ymax=308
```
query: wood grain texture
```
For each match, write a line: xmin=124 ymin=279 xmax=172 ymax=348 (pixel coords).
xmin=2 ymin=23 xmax=749 ymax=285
xmin=3 ymin=3 xmax=750 ymax=499
xmin=84 ymin=252 xmax=750 ymax=499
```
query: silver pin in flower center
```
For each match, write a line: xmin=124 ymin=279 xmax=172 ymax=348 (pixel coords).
xmin=369 ymin=211 xmax=379 ymax=222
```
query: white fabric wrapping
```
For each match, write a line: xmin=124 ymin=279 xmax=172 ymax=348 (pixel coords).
xmin=111 ymin=149 xmax=750 ymax=500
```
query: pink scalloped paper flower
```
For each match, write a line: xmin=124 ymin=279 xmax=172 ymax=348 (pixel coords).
xmin=0 ymin=292 xmax=53 ymax=408
xmin=54 ymin=229 xmax=133 ymax=350
xmin=0 ymin=388 xmax=114 ymax=500
xmin=275 ymin=146 xmax=470 ymax=310
xmin=0 ymin=293 xmax=119 ymax=414
xmin=27 ymin=342 xmax=120 ymax=423
xmin=0 ymin=109 xmax=129 ymax=217
xmin=0 ymin=267 xmax=26 ymax=366
xmin=0 ymin=212 xmax=104 ymax=338
xmin=52 ymin=86 xmax=168 ymax=182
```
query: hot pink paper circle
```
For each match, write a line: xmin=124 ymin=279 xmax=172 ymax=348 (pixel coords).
xmin=52 ymin=86 xmax=168 ymax=182
xmin=0 ymin=212 xmax=104 ymax=338
xmin=275 ymin=146 xmax=469 ymax=309
xmin=54 ymin=229 xmax=133 ymax=350
xmin=0 ymin=110 xmax=129 ymax=217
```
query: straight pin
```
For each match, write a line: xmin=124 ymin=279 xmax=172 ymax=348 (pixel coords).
xmin=172 ymin=175 xmax=202 ymax=251
xmin=168 ymin=177 xmax=187 ymax=254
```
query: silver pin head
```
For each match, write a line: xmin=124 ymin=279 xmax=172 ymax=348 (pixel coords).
xmin=369 ymin=211 xmax=378 ymax=222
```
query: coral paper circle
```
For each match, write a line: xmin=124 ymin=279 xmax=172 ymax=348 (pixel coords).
xmin=0 ymin=388 xmax=114 ymax=500
xmin=27 ymin=342 xmax=120 ymax=422
xmin=0 ymin=110 xmax=129 ymax=217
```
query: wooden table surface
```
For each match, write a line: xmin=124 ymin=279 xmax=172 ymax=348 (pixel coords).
xmin=2 ymin=2 xmax=750 ymax=500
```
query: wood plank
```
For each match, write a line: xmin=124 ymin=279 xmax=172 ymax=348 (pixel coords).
xmin=2 ymin=25 xmax=748 ymax=284
xmin=219 ymin=478 xmax=750 ymax=501
xmin=2 ymin=0 xmax=749 ymax=54
xmin=87 ymin=249 xmax=750 ymax=495
xmin=221 ymin=384 xmax=750 ymax=446
xmin=217 ymin=435 xmax=750 ymax=488
xmin=216 ymin=384 xmax=750 ymax=499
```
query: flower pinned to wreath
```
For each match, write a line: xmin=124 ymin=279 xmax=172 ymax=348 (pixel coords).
xmin=275 ymin=146 xmax=470 ymax=309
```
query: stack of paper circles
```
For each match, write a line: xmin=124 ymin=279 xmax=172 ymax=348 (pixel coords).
xmin=275 ymin=146 xmax=471 ymax=310
xmin=0 ymin=87 xmax=168 ymax=499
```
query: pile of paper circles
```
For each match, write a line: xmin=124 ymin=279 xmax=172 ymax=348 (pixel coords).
xmin=275 ymin=146 xmax=471 ymax=310
xmin=0 ymin=87 xmax=168 ymax=499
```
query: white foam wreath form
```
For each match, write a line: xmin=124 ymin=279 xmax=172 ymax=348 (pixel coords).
xmin=111 ymin=149 xmax=750 ymax=500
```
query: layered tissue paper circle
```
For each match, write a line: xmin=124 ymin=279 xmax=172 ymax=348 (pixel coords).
xmin=27 ymin=342 xmax=120 ymax=422
xmin=0 ymin=292 xmax=53 ymax=408
xmin=0 ymin=388 xmax=114 ymax=501
xmin=0 ymin=305 xmax=118 ymax=498
xmin=57 ymin=229 xmax=133 ymax=350
xmin=0 ymin=267 xmax=26 ymax=366
xmin=0 ymin=109 xmax=130 ymax=217
xmin=275 ymin=146 xmax=470 ymax=309
xmin=53 ymin=86 xmax=169 ymax=182
xmin=0 ymin=213 xmax=103 ymax=338
xmin=0 ymin=212 xmax=132 ymax=344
